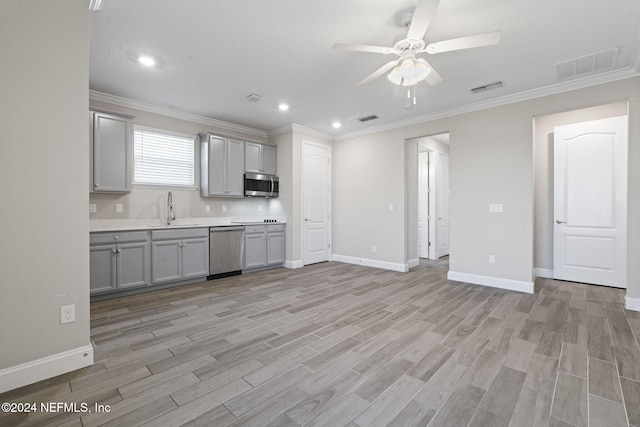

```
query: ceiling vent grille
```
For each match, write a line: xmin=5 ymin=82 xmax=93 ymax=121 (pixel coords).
xmin=555 ymin=47 xmax=619 ymax=80
xmin=246 ymin=94 xmax=262 ymax=102
xmin=470 ymin=81 xmax=503 ymax=94
xmin=358 ymin=115 xmax=379 ymax=122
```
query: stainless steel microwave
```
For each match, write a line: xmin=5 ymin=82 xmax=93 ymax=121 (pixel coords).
xmin=244 ymin=173 xmax=279 ymax=198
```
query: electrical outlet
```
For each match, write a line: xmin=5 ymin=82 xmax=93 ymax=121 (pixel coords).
xmin=60 ymin=305 xmax=75 ymax=324
xmin=388 ymin=204 xmax=394 ymax=212
xmin=258 ymin=205 xmax=263 ymax=212
xmin=222 ymin=204 xmax=227 ymax=212
xmin=372 ymin=246 xmax=377 ymax=253
xmin=89 ymin=204 xmax=97 ymax=213
xmin=205 ymin=204 xmax=211 ymax=213
xmin=488 ymin=255 xmax=496 ymax=264
xmin=115 ymin=203 xmax=123 ymax=213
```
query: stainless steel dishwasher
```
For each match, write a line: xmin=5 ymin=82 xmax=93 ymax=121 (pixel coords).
xmin=209 ymin=226 xmax=244 ymax=278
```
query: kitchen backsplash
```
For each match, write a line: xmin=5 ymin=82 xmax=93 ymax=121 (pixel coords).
xmin=89 ymin=187 xmax=276 ymax=221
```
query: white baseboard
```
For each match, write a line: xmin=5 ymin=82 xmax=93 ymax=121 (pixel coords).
xmin=448 ymin=271 xmax=535 ymax=294
xmin=285 ymin=259 xmax=304 ymax=269
xmin=534 ymin=268 xmax=554 ymax=279
xmin=625 ymin=295 xmax=640 ymax=312
xmin=0 ymin=345 xmax=94 ymax=394
xmin=332 ymin=254 xmax=408 ymax=272
xmin=408 ymin=258 xmax=420 ymax=269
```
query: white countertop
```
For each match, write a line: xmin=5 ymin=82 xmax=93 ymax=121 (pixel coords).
xmin=90 ymin=217 xmax=287 ymax=232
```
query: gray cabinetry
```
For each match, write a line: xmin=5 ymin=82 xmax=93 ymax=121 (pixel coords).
xmin=90 ymin=231 xmax=150 ymax=294
xmin=243 ymin=224 xmax=285 ymax=270
xmin=151 ymin=228 xmax=209 ymax=284
xmin=266 ymin=224 xmax=286 ymax=265
xmin=244 ymin=225 xmax=267 ymax=269
xmin=245 ymin=142 xmax=276 ymax=175
xmin=200 ymin=133 xmax=244 ymax=198
xmin=91 ymin=111 xmax=133 ymax=193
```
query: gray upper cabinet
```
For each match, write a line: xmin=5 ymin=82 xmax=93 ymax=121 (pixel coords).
xmin=91 ymin=111 xmax=133 ymax=193
xmin=90 ymin=231 xmax=150 ymax=294
xmin=245 ymin=142 xmax=276 ymax=175
xmin=201 ymin=133 xmax=245 ymax=198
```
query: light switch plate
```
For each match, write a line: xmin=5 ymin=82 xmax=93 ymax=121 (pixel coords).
xmin=489 ymin=204 xmax=504 ymax=213
xmin=89 ymin=204 xmax=97 ymax=213
xmin=205 ymin=204 xmax=211 ymax=213
xmin=115 ymin=203 xmax=123 ymax=213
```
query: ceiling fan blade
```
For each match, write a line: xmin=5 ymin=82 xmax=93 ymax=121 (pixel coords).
xmin=416 ymin=58 xmax=443 ymax=85
xmin=358 ymin=59 xmax=400 ymax=85
xmin=333 ymin=43 xmax=396 ymax=55
xmin=425 ymin=31 xmax=501 ymax=54
xmin=406 ymin=0 xmax=441 ymax=41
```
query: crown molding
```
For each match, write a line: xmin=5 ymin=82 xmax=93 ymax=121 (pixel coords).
xmin=267 ymin=123 xmax=333 ymax=141
xmin=334 ymin=67 xmax=639 ymax=141
xmin=89 ymin=90 xmax=268 ymax=139
xmin=266 ymin=125 xmax=294 ymax=138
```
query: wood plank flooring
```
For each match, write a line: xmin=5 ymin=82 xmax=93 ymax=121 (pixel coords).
xmin=2 ymin=258 xmax=640 ymax=426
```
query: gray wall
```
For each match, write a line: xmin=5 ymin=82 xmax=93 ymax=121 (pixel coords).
xmin=0 ymin=0 xmax=90 ymax=371
xmin=334 ymin=77 xmax=640 ymax=292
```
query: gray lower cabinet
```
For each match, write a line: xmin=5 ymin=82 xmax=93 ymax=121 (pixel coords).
xmin=151 ymin=228 xmax=209 ymax=284
xmin=266 ymin=224 xmax=286 ymax=265
xmin=90 ymin=231 xmax=150 ymax=294
xmin=244 ymin=224 xmax=286 ymax=270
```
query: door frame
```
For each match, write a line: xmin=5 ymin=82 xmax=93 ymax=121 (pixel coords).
xmin=301 ymin=140 xmax=332 ymax=265
xmin=408 ymin=133 xmax=450 ymax=266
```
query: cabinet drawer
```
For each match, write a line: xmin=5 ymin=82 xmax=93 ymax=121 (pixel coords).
xmin=267 ymin=224 xmax=285 ymax=232
xmin=151 ymin=228 xmax=208 ymax=241
xmin=244 ymin=225 xmax=266 ymax=234
xmin=91 ymin=230 xmax=149 ymax=245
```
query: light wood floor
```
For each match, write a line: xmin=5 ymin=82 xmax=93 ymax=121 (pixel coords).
xmin=2 ymin=259 xmax=640 ymax=426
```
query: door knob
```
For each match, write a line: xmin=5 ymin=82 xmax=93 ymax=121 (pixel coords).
xmin=304 ymin=218 xmax=311 ymax=222
xmin=555 ymin=220 xmax=567 ymax=224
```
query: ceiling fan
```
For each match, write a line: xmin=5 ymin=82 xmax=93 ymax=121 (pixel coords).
xmin=333 ymin=0 xmax=501 ymax=87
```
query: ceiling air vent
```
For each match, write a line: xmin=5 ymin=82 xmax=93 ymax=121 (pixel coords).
xmin=555 ymin=47 xmax=619 ymax=80
xmin=246 ymin=94 xmax=262 ymax=102
xmin=358 ymin=115 xmax=379 ymax=122
xmin=470 ymin=81 xmax=503 ymax=94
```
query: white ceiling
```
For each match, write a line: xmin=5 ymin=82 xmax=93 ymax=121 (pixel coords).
xmin=89 ymin=0 xmax=640 ymax=137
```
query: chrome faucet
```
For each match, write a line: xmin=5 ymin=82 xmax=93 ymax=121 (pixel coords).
xmin=167 ymin=190 xmax=176 ymax=225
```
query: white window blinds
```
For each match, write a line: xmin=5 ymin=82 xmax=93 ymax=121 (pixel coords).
xmin=133 ymin=127 xmax=195 ymax=187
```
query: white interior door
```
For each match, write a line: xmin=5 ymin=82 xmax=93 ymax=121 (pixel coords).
xmin=303 ymin=142 xmax=331 ymax=265
xmin=437 ymin=152 xmax=450 ymax=257
xmin=418 ymin=151 xmax=430 ymax=258
xmin=553 ymin=116 xmax=627 ymax=288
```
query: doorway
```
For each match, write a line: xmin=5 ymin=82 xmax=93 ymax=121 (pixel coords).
xmin=553 ymin=116 xmax=628 ymax=288
xmin=532 ymin=100 xmax=629 ymax=285
xmin=302 ymin=141 xmax=332 ymax=265
xmin=414 ymin=133 xmax=450 ymax=262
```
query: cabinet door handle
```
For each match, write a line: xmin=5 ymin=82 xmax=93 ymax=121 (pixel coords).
xmin=555 ymin=220 xmax=567 ymax=224
xmin=112 ymin=249 xmax=117 ymax=254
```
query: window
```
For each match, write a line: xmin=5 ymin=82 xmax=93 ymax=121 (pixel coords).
xmin=133 ymin=127 xmax=195 ymax=187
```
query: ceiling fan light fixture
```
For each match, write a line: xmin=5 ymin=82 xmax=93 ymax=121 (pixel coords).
xmin=387 ymin=58 xmax=431 ymax=86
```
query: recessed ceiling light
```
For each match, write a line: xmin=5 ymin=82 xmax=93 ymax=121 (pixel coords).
xmin=332 ymin=121 xmax=342 ymax=129
xmin=278 ymin=103 xmax=289 ymax=111
xmin=138 ymin=55 xmax=155 ymax=67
